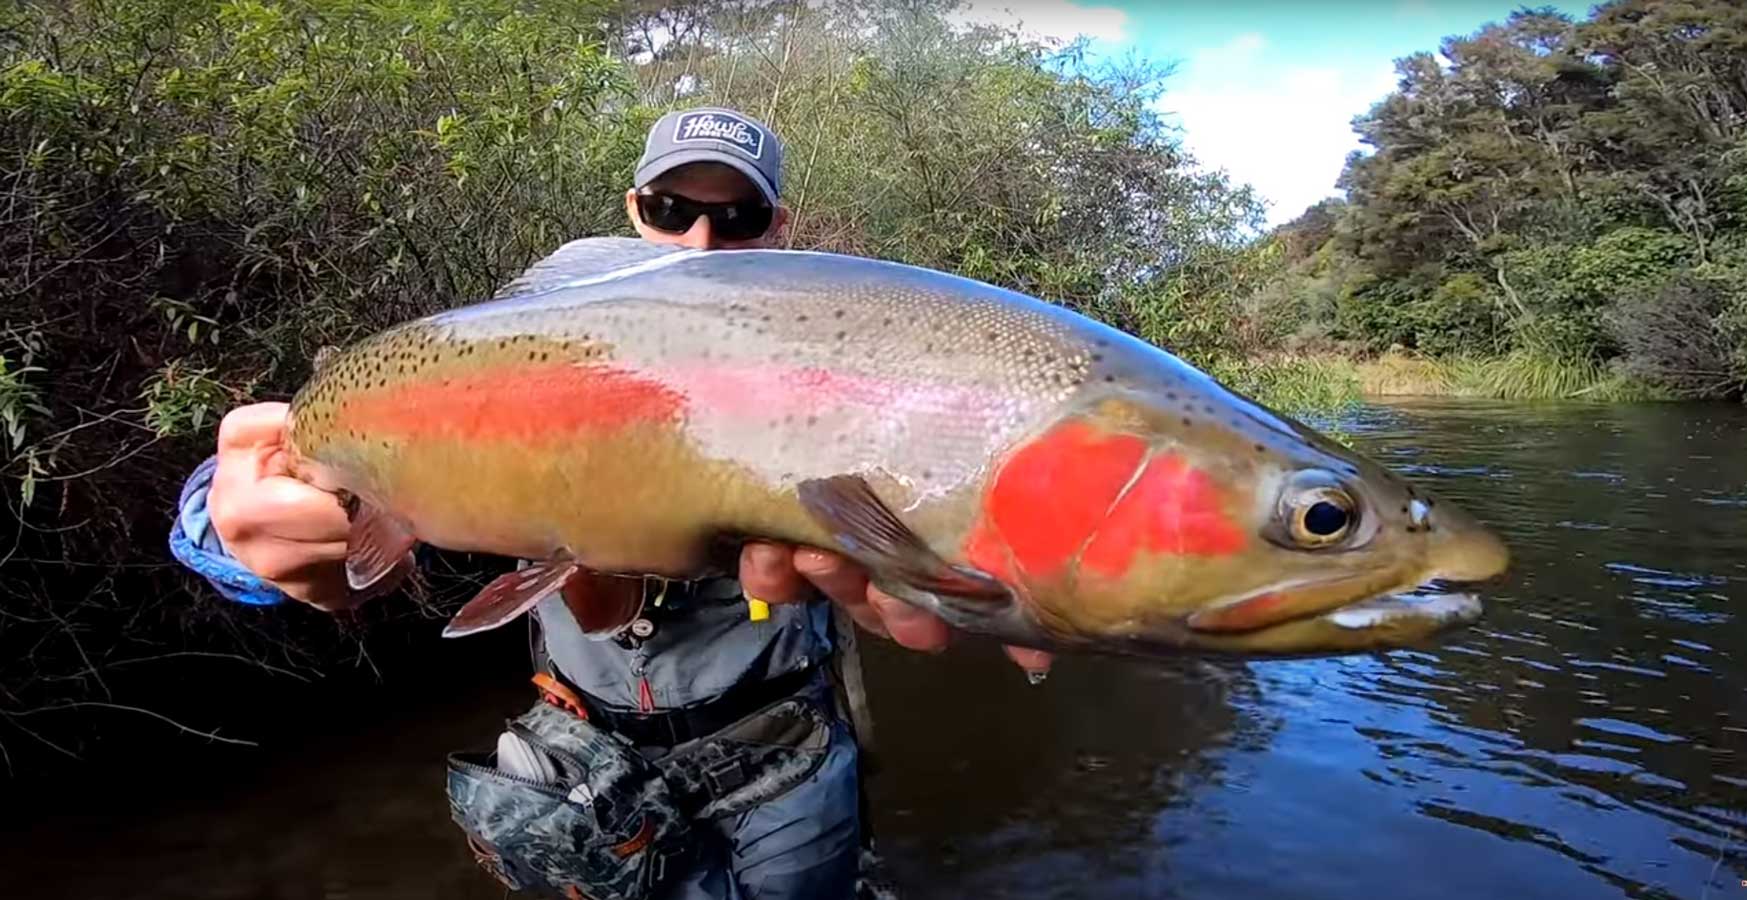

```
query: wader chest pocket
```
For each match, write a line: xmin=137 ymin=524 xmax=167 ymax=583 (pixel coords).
xmin=445 ymin=682 xmax=836 ymax=897
xmin=445 ymin=702 xmax=691 ymax=900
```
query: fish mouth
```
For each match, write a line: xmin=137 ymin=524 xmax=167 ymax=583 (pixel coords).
xmin=1175 ymin=575 xmax=1487 ymax=655
xmin=1317 ymin=586 xmax=1482 ymax=632
xmin=1183 ymin=571 xmax=1406 ymax=633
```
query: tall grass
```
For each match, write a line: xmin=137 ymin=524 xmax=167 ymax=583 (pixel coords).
xmin=1351 ymin=351 xmax=1671 ymax=402
xmin=1208 ymin=355 xmax=1364 ymax=416
xmin=1216 ymin=351 xmax=1675 ymax=405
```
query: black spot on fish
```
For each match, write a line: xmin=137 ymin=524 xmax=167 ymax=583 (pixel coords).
xmin=1255 ymin=443 xmax=1267 ymax=454
xmin=806 ymin=415 xmax=818 ymax=427
xmin=1092 ymin=353 xmax=1103 ymax=363
xmin=1103 ymin=375 xmax=1115 ymax=383
xmin=835 ymin=331 xmax=846 ymax=341
xmin=834 ymin=309 xmax=845 ymax=319
xmin=1095 ymin=338 xmax=1109 ymax=348
xmin=1166 ymin=391 xmax=1178 ymax=401
xmin=797 ymin=314 xmax=809 ymax=322
xmin=1181 ymin=417 xmax=1192 ymax=427
xmin=1202 ymin=404 xmax=1215 ymax=416
xmin=985 ymin=331 xmax=998 ymax=342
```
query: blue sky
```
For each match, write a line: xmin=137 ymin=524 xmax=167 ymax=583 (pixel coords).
xmin=954 ymin=1 xmax=1596 ymax=226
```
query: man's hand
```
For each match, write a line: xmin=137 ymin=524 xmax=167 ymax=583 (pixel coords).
xmin=738 ymin=541 xmax=1054 ymax=679
xmin=207 ymin=402 xmax=356 ymax=611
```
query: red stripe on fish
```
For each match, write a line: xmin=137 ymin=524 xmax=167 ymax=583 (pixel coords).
xmin=1082 ymin=453 xmax=1246 ymax=577
xmin=970 ymin=420 xmax=1147 ymax=581
xmin=342 ymin=363 xmax=683 ymax=441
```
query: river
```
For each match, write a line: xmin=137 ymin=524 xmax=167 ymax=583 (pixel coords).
xmin=3 ymin=398 xmax=1744 ymax=898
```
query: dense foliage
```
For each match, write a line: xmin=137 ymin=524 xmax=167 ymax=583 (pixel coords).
xmin=1248 ymin=0 xmax=1747 ymax=400
xmin=0 ymin=0 xmax=1264 ymax=767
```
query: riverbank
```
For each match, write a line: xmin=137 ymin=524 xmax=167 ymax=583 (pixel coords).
xmin=1226 ymin=351 xmax=1685 ymax=415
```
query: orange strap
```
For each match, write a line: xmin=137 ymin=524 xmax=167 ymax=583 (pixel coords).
xmin=532 ymin=672 xmax=588 ymax=720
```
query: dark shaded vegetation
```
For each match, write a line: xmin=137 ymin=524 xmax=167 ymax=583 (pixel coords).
xmin=0 ymin=0 xmax=1263 ymax=771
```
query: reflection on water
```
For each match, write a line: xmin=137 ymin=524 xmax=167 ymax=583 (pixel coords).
xmin=3 ymin=399 xmax=1745 ymax=899
xmin=865 ymin=398 xmax=1747 ymax=900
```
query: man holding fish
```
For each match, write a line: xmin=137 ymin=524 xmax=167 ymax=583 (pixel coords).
xmin=170 ymin=103 xmax=1508 ymax=898
xmin=170 ymin=107 xmax=1046 ymax=899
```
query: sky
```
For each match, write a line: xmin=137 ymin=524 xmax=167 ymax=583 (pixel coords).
xmin=952 ymin=0 xmax=1596 ymax=227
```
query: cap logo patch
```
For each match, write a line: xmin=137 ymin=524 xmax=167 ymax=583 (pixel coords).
xmin=673 ymin=111 xmax=763 ymax=160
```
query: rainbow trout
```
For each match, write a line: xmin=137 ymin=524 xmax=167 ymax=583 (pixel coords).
xmin=286 ymin=238 xmax=1508 ymax=657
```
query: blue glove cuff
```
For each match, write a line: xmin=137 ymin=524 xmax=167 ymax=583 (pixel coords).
xmin=168 ymin=455 xmax=290 ymax=607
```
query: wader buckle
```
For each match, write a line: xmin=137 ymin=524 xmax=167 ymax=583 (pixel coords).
xmin=703 ymin=756 xmax=749 ymax=797
xmin=532 ymin=672 xmax=588 ymax=720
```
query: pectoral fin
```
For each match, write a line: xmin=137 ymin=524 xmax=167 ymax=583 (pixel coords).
xmin=796 ymin=475 xmax=1009 ymax=601
xmin=342 ymin=495 xmax=417 ymax=598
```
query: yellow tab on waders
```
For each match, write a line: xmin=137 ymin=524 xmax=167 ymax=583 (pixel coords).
xmin=746 ymin=596 xmax=771 ymax=622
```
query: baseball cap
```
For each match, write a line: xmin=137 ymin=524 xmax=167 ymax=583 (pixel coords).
xmin=634 ymin=107 xmax=784 ymax=206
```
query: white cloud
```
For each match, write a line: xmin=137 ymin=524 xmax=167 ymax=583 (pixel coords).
xmin=1220 ymin=32 xmax=1267 ymax=58
xmin=1156 ymin=34 xmax=1398 ymax=226
xmin=949 ymin=0 xmax=1131 ymax=45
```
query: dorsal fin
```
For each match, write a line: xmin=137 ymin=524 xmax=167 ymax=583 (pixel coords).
xmin=493 ymin=237 xmax=692 ymax=300
xmin=311 ymin=344 xmax=342 ymax=373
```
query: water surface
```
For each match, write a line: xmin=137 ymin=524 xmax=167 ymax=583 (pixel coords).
xmin=4 ymin=398 xmax=1744 ymax=899
xmin=864 ymin=398 xmax=1747 ymax=899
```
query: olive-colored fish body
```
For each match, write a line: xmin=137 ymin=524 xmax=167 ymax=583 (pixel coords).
xmin=288 ymin=238 xmax=1508 ymax=657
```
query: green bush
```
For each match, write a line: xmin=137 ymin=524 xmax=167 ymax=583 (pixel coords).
xmin=1606 ymin=254 xmax=1747 ymax=399
xmin=1411 ymin=272 xmax=1506 ymax=356
xmin=0 ymin=0 xmax=643 ymax=765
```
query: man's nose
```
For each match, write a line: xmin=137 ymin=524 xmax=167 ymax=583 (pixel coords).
xmin=678 ymin=214 xmax=718 ymax=249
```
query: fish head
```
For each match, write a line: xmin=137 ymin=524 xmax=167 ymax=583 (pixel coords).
xmin=1165 ymin=416 xmax=1509 ymax=654
xmin=982 ymin=392 xmax=1510 ymax=657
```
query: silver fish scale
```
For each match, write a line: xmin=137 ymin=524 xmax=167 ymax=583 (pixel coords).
xmin=427 ymin=250 xmax=1098 ymax=505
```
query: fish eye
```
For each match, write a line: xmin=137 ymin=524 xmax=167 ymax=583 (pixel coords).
xmin=1284 ymin=482 xmax=1358 ymax=548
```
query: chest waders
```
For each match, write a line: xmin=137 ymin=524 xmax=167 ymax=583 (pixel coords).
xmin=447 ymin=576 xmax=839 ymax=899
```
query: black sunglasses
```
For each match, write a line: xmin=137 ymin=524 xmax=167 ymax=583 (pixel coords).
xmin=635 ymin=190 xmax=774 ymax=241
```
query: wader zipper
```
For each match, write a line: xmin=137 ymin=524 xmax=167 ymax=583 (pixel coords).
xmin=453 ymin=718 xmax=596 ymax=795
xmin=450 ymin=756 xmax=568 ymax=795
